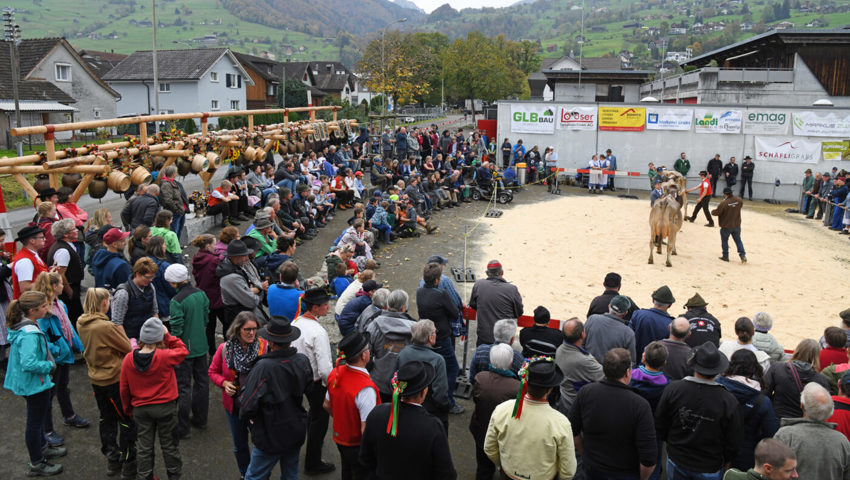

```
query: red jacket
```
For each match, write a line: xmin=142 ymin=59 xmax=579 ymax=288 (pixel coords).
xmin=208 ymin=339 xmax=268 ymax=414
xmin=821 ymin=347 xmax=849 ymax=371
xmin=120 ymin=333 xmax=187 ymax=416
xmin=327 ymin=365 xmax=380 ymax=446
xmin=11 ymin=247 xmax=49 ymax=300
xmin=829 ymin=396 xmax=850 ymax=442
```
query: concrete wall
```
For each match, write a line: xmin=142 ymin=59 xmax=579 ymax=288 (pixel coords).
xmin=497 ymin=101 xmax=849 ymax=202
xmin=29 ymin=45 xmax=118 ymax=122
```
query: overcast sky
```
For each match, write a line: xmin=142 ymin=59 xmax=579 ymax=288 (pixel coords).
xmin=410 ymin=0 xmax=520 ymax=13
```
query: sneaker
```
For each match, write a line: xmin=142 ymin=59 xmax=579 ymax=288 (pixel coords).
xmin=42 ymin=446 xmax=67 ymax=459
xmin=27 ymin=460 xmax=63 ymax=477
xmin=719 ymin=256 xmax=729 ymax=262
xmin=44 ymin=431 xmax=64 ymax=447
xmin=449 ymin=403 xmax=465 ymax=414
xmin=304 ymin=461 xmax=335 ymax=475
xmin=63 ymin=414 xmax=90 ymax=428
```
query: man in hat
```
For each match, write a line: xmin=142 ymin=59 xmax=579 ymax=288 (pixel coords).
xmin=166 ymin=263 xmax=211 ymax=442
xmin=485 ymin=359 xmax=577 ymax=480
xmin=419 ymin=254 xmax=464 ymax=341
xmin=397 ymin=320 xmax=451 ymax=430
xmin=239 ymin=316 xmax=312 ymax=480
xmin=519 ymin=306 xmax=564 ymax=358
xmin=712 ymin=187 xmax=747 ymax=263
xmin=570 ymin=348 xmax=657 ymax=479
xmin=774 ymin=382 xmax=850 ymax=480
xmin=338 ymin=279 xmax=382 ymax=336
xmin=120 ymin=183 xmax=160 ymax=231
xmin=416 ymin=263 xmax=462 ymax=414
xmin=655 ymin=342 xmax=743 ymax=478
xmin=584 ymin=296 xmax=637 ymax=363
xmin=629 ymin=286 xmax=676 ymax=361
xmin=724 ymin=438 xmax=799 ymax=480
xmin=292 ymin=288 xmax=335 ymax=475
xmin=686 ymin=171 xmax=715 ymax=227
xmin=216 ymin=239 xmax=268 ymax=328
xmin=707 ymin=154 xmax=723 ymax=197
xmin=91 ymin=227 xmax=131 ymax=290
xmin=587 ymin=272 xmax=639 ymax=321
xmin=805 ymin=171 xmax=823 ymax=218
xmin=469 ymin=259 xmax=524 ymax=346
xmin=360 ymin=361 xmax=456 ymax=480
xmin=245 ymin=211 xmax=276 ymax=257
xmin=371 ymin=157 xmax=393 ymax=192
xmin=740 ymin=155 xmax=755 ymax=200
xmin=815 ymin=172 xmax=833 ymax=221
xmin=829 ymin=176 xmax=848 ymax=231
xmin=324 ymin=332 xmax=380 ymax=480
xmin=800 ymin=169 xmax=815 ymax=213
xmin=682 ymin=293 xmax=721 ymax=347
xmin=11 ymin=225 xmax=50 ymax=299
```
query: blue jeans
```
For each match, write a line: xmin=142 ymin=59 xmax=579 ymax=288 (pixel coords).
xmin=244 ymin=445 xmax=299 ymax=480
xmin=720 ymin=226 xmax=745 ymax=258
xmin=261 ymin=187 xmax=277 ymax=206
xmin=666 ymin=458 xmax=721 ymax=480
xmin=225 ymin=405 xmax=251 ymax=475
xmin=25 ymin=389 xmax=50 ymax=463
xmin=276 ymin=179 xmax=296 ymax=193
xmin=433 ymin=336 xmax=460 ymax=408
xmin=171 ymin=213 xmax=185 ymax=242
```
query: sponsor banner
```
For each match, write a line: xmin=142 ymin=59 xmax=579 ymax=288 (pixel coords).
xmin=743 ymin=110 xmax=790 ymax=135
xmin=556 ymin=106 xmax=597 ymax=130
xmin=754 ymin=136 xmax=820 ymax=164
xmin=510 ymin=104 xmax=555 ymax=134
xmin=822 ymin=140 xmax=850 ymax=161
xmin=792 ymin=111 xmax=850 ymax=137
xmin=694 ymin=109 xmax=743 ymax=134
xmin=645 ymin=107 xmax=693 ymax=131
xmin=598 ymin=107 xmax=646 ymax=131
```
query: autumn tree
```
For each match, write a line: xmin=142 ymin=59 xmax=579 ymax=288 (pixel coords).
xmin=357 ymin=31 xmax=435 ymax=111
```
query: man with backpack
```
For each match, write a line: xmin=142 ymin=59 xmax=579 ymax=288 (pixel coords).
xmin=365 ymin=289 xmax=416 ymax=403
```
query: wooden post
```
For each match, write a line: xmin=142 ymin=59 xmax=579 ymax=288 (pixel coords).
xmin=333 ymin=107 xmax=338 ymax=122
xmin=12 ymin=173 xmax=40 ymax=201
xmin=248 ymin=115 xmax=254 ymax=131
xmin=154 ymin=157 xmax=177 ymax=185
xmin=284 ymin=109 xmax=288 ymax=128
xmin=44 ymin=126 xmax=58 ymax=189
xmin=201 ymin=113 xmax=208 ymax=137
xmin=140 ymin=122 xmax=148 ymax=144
xmin=71 ymin=155 xmax=107 ymax=203
xmin=199 ymin=171 xmax=212 ymax=193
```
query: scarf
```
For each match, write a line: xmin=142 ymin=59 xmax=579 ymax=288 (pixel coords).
xmin=54 ymin=299 xmax=74 ymax=347
xmin=226 ymin=337 xmax=260 ymax=375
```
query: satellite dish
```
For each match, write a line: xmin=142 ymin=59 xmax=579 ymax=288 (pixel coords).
xmin=640 ymin=96 xmax=660 ymax=103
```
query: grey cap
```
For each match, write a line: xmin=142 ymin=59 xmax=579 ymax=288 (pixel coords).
xmin=427 ymin=255 xmax=448 ymax=265
xmin=609 ymin=295 xmax=631 ymax=315
xmin=139 ymin=317 xmax=164 ymax=345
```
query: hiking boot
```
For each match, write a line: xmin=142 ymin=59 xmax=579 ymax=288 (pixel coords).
xmin=719 ymin=256 xmax=729 ymax=262
xmin=64 ymin=414 xmax=90 ymax=428
xmin=120 ymin=460 xmax=137 ymax=480
xmin=740 ymin=255 xmax=747 ymax=263
xmin=107 ymin=459 xmax=122 ymax=477
xmin=44 ymin=432 xmax=63 ymax=447
xmin=27 ymin=460 xmax=63 ymax=477
xmin=449 ymin=403 xmax=465 ymax=414
xmin=687 ymin=217 xmax=695 ymax=223
xmin=42 ymin=446 xmax=67 ymax=459
xmin=704 ymin=223 xmax=714 ymax=227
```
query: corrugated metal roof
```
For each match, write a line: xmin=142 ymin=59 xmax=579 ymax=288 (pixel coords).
xmin=0 ymin=100 xmax=77 ymax=112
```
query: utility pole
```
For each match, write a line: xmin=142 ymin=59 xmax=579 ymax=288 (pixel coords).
xmin=3 ymin=7 xmax=22 ymax=157
xmin=152 ymin=0 xmax=159 ymax=123
xmin=578 ymin=0 xmax=585 ymax=90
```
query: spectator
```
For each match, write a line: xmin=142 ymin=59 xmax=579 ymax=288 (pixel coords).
xmin=519 ymin=306 xmax=564 ymax=358
xmin=723 ymin=438 xmax=798 ymax=480
xmin=119 ymin=317 xmax=187 ymax=480
xmin=145 ymin=237 xmax=176 ymax=323
xmin=584 ymin=295 xmax=637 ymax=363
xmin=190 ymin=234 xmax=224 ymax=357
xmin=76 ymin=287 xmax=135 ymax=478
xmin=752 ymin=312 xmax=787 ymax=363
xmin=360 ymin=361 xmax=457 ymax=480
xmin=820 ymin=308 xmax=850 ymax=350
xmin=128 ymin=226 xmax=151 ymax=267
xmin=469 ymin=344 xmax=520 ymax=480
xmin=120 ymin=183 xmax=160 ymax=231
xmin=208 ymin=312 xmax=269 ymax=478
xmin=216 ymin=240 xmax=268 ymax=330
xmin=655 ymin=342 xmax=744 ymax=479
xmin=764 ymin=339 xmax=830 ymax=419
xmin=150 ymin=210 xmax=182 ymax=265
xmin=267 ymin=262 xmax=304 ymax=323
xmin=716 ymin=349 xmax=780 ymax=471
xmin=397 ymin=320 xmax=451 ymax=431
xmin=11 ymin=225 xmax=50 ymax=299
xmin=335 ymin=269 xmax=374 ymax=320
xmin=332 ymin=264 xmax=353 ymax=297
xmin=166 ymin=264 xmax=210 ymax=443
xmin=91 ymin=228 xmax=132 ymax=290
xmin=682 ymin=292 xmax=722 ymax=347
xmin=47 ymin=219 xmax=84 ymax=327
xmin=468 ymin=259 xmax=523 ymax=346
xmin=740 ymin=156 xmax=755 ymax=201
xmin=213 ymin=226 xmax=240 ymax=260
xmin=774 ymin=382 xmax=850 ymax=480
xmin=719 ymin=317 xmax=772 ymax=373
xmin=674 ymin=152 xmax=690 ymax=177
xmin=629 ymin=285 xmax=676 ymax=361
xmin=337 ymin=279 xmax=381 ymax=336
xmin=821 ymin=327 xmax=850 ymax=370
xmin=724 ymin=156 xmax=739 ymax=190
xmin=485 ymin=359 xmax=576 ymax=480
xmin=555 ymin=318 xmax=604 ymax=415
xmin=828 ymin=370 xmax=850 ymax=441
xmin=3 ymin=291 xmax=64 ymax=476
xmin=159 ymin=165 xmax=189 ymax=240
xmin=630 ymin=341 xmax=670 ymax=412
xmin=468 ymin=319 xmax=525 ymax=384
xmin=55 ymin=187 xmax=87 ymax=264
xmin=365 ymin=289 xmax=416 ymax=400
xmin=586 ymin=272 xmax=639 ymax=321
xmin=661 ymin=317 xmax=694 ymax=380
xmin=83 ymin=208 xmax=116 ymax=267
xmin=570 ymin=348 xmax=657 ymax=479
xmin=35 ymin=201 xmax=58 ymax=260
xmin=111 ymin=257 xmax=158 ymax=341
xmin=707 ymin=154 xmax=723 ymax=197
xmin=355 ymin=287 xmax=390 ymax=334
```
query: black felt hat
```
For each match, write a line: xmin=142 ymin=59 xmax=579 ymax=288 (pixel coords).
xmin=396 ymin=361 xmax=436 ymax=396
xmin=258 ymin=315 xmax=301 ymax=344
xmin=526 ymin=360 xmax=564 ymax=388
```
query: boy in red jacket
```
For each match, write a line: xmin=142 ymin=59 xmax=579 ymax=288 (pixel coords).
xmin=120 ymin=317 xmax=188 ymax=480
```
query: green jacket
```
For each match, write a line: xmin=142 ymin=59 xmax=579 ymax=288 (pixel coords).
xmin=674 ymin=158 xmax=691 ymax=176
xmin=246 ymin=229 xmax=275 ymax=257
xmin=802 ymin=174 xmax=815 ymax=191
xmin=723 ymin=469 xmax=769 ymax=480
xmin=151 ymin=226 xmax=181 ymax=254
xmin=169 ymin=283 xmax=210 ymax=358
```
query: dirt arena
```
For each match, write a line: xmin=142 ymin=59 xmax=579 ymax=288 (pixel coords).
xmin=470 ymin=191 xmax=848 ymax=349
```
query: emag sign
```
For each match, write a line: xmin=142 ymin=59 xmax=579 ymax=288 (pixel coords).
xmin=743 ymin=110 xmax=789 ymax=135
xmin=511 ymin=105 xmax=555 ymax=134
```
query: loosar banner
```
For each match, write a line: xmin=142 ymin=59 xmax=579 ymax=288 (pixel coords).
xmin=755 ymin=136 xmax=821 ymax=164
xmin=598 ymin=106 xmax=646 ymax=131
xmin=645 ymin=107 xmax=693 ymax=131
xmin=792 ymin=111 xmax=850 ymax=137
xmin=510 ymin=104 xmax=556 ymax=134
xmin=556 ymin=106 xmax=597 ymax=130
xmin=743 ymin=110 xmax=790 ymax=135
xmin=694 ymin=108 xmax=743 ymax=134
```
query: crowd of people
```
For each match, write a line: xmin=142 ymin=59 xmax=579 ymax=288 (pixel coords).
xmin=798 ymin=167 xmax=850 ymax=235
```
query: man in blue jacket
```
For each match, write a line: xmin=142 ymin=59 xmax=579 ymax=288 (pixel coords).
xmin=629 ymin=286 xmax=676 ymax=361
xmin=91 ymin=228 xmax=132 ymax=290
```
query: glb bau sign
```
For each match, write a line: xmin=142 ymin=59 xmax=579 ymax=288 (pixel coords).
xmin=511 ymin=105 xmax=555 ymax=134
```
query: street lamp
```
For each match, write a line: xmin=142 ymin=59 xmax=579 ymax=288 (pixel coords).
xmin=3 ymin=7 xmax=23 ymax=157
xmin=381 ymin=17 xmax=407 ymax=122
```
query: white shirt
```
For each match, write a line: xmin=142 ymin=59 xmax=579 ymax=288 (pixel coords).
xmin=52 ymin=247 xmax=71 ymax=268
xmin=211 ymin=189 xmax=225 ymax=200
xmin=292 ymin=314 xmax=333 ymax=383
xmin=13 ymin=249 xmax=44 ymax=282
xmin=334 ymin=279 xmax=363 ymax=315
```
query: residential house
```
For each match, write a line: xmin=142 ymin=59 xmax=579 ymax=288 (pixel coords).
xmin=279 ymin=61 xmax=327 ymax=105
xmin=103 ymin=48 xmax=253 ymax=127
xmin=234 ymin=52 xmax=282 ymax=109
xmin=529 ymin=55 xmax=651 ymax=102
xmin=308 ymin=61 xmax=355 ymax=102
xmin=78 ymin=49 xmax=127 ymax=79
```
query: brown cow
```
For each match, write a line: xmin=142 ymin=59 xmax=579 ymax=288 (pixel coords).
xmin=649 ymin=182 xmax=684 ymax=267
xmin=662 ymin=171 xmax=688 ymax=217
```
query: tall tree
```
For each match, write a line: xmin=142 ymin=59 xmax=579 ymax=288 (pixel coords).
xmin=356 ymin=31 xmax=435 ymax=111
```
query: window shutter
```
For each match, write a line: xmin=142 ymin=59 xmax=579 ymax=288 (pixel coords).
xmin=226 ymin=74 xmax=232 ymax=88
xmin=237 ymin=75 xmax=242 ymax=88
